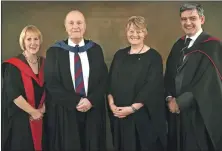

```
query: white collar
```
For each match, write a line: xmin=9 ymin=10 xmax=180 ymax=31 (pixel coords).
xmin=68 ymin=38 xmax=85 ymax=47
xmin=186 ymin=28 xmax=203 ymax=42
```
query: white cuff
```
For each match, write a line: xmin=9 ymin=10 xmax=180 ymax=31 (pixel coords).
xmin=166 ymin=96 xmax=173 ymax=102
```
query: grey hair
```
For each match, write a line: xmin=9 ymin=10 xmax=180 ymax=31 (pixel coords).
xmin=180 ymin=3 xmax=204 ymax=17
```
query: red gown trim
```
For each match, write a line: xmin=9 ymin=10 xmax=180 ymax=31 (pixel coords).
xmin=5 ymin=58 xmax=45 ymax=151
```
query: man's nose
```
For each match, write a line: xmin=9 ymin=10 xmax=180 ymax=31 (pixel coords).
xmin=185 ymin=19 xmax=191 ymax=25
xmin=72 ymin=23 xmax=79 ymax=28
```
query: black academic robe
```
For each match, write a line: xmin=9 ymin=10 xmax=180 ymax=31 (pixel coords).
xmin=107 ymin=47 xmax=167 ymax=151
xmin=1 ymin=54 xmax=46 ymax=151
xmin=44 ymin=39 xmax=108 ymax=151
xmin=165 ymin=32 xmax=222 ymax=151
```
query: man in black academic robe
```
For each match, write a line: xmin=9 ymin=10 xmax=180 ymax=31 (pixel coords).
xmin=165 ymin=3 xmax=222 ymax=151
xmin=44 ymin=10 xmax=108 ymax=151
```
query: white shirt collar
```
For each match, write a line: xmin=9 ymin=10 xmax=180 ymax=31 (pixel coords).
xmin=68 ymin=38 xmax=85 ymax=47
xmin=186 ymin=28 xmax=203 ymax=42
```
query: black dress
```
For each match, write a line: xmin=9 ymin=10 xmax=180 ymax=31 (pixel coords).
xmin=108 ymin=47 xmax=167 ymax=151
xmin=2 ymin=54 xmax=45 ymax=151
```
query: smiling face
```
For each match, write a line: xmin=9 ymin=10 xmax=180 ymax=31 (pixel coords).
xmin=126 ymin=24 xmax=147 ymax=45
xmin=126 ymin=16 xmax=148 ymax=46
xmin=64 ymin=10 xmax=86 ymax=42
xmin=23 ymin=32 xmax=40 ymax=55
xmin=180 ymin=9 xmax=205 ymax=37
xmin=19 ymin=25 xmax=42 ymax=54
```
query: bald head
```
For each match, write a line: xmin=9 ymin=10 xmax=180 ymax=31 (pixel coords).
xmin=65 ymin=10 xmax=85 ymax=24
xmin=64 ymin=10 xmax=86 ymax=44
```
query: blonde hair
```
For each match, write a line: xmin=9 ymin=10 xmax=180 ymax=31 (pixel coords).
xmin=126 ymin=16 xmax=148 ymax=35
xmin=19 ymin=25 xmax=43 ymax=51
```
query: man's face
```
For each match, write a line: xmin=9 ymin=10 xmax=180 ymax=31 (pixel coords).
xmin=180 ymin=9 xmax=205 ymax=37
xmin=65 ymin=11 xmax=86 ymax=41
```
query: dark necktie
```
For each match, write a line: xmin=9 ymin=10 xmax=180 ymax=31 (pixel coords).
xmin=74 ymin=45 xmax=86 ymax=97
xmin=177 ymin=38 xmax=192 ymax=69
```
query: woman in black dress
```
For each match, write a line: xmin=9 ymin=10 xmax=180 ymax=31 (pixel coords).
xmin=107 ymin=16 xmax=167 ymax=151
xmin=2 ymin=25 xmax=46 ymax=151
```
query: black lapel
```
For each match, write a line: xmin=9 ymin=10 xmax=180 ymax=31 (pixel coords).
xmin=178 ymin=32 xmax=210 ymax=72
xmin=175 ymin=39 xmax=186 ymax=73
xmin=85 ymin=39 xmax=94 ymax=94
xmin=185 ymin=32 xmax=210 ymax=54
xmin=58 ymin=44 xmax=75 ymax=91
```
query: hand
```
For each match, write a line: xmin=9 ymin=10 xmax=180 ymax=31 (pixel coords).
xmin=38 ymin=104 xmax=45 ymax=114
xmin=168 ymin=97 xmax=180 ymax=113
xmin=113 ymin=106 xmax=134 ymax=118
xmin=76 ymin=98 xmax=92 ymax=112
xmin=30 ymin=109 xmax=43 ymax=121
xmin=109 ymin=103 xmax=117 ymax=113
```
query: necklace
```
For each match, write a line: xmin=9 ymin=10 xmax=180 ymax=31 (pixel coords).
xmin=22 ymin=51 xmax=39 ymax=64
xmin=129 ymin=45 xmax=144 ymax=54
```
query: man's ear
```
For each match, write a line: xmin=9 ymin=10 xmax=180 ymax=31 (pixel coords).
xmin=200 ymin=15 xmax=205 ymax=25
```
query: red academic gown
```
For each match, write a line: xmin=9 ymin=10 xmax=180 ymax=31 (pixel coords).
xmin=2 ymin=54 xmax=46 ymax=151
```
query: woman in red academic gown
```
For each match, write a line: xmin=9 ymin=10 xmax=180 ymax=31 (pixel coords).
xmin=2 ymin=25 xmax=46 ymax=151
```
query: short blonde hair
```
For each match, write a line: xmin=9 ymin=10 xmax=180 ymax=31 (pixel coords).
xmin=19 ymin=25 xmax=43 ymax=51
xmin=126 ymin=16 xmax=148 ymax=35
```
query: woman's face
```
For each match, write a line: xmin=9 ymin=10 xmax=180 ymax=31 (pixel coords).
xmin=24 ymin=32 xmax=40 ymax=54
xmin=127 ymin=24 xmax=147 ymax=45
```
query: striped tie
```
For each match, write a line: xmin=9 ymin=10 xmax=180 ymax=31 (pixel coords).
xmin=177 ymin=38 xmax=192 ymax=70
xmin=74 ymin=45 xmax=86 ymax=97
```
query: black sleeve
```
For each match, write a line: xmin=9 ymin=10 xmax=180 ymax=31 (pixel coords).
xmin=134 ymin=53 xmax=165 ymax=113
xmin=87 ymin=46 xmax=108 ymax=109
xmin=164 ymin=44 xmax=177 ymax=99
xmin=176 ymin=52 xmax=208 ymax=111
xmin=176 ymin=92 xmax=194 ymax=111
xmin=2 ymin=63 xmax=25 ymax=116
xmin=44 ymin=48 xmax=81 ymax=110
xmin=107 ymin=51 xmax=118 ymax=95
xmin=3 ymin=63 xmax=24 ymax=102
xmin=133 ymin=52 xmax=167 ymax=141
xmin=191 ymin=48 xmax=222 ymax=148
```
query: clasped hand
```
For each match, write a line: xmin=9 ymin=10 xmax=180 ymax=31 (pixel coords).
xmin=167 ymin=97 xmax=180 ymax=114
xmin=110 ymin=103 xmax=133 ymax=118
xmin=76 ymin=98 xmax=92 ymax=112
xmin=30 ymin=104 xmax=45 ymax=121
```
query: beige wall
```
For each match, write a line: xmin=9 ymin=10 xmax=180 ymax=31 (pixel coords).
xmin=2 ymin=1 xmax=222 ymax=68
xmin=2 ymin=2 xmax=222 ymax=149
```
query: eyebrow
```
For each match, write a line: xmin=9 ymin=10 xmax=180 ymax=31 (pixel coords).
xmin=181 ymin=16 xmax=197 ymax=19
